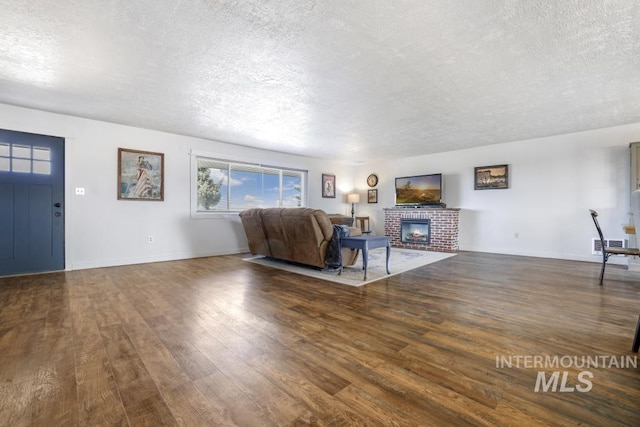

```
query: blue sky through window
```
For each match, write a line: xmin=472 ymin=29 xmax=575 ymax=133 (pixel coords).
xmin=198 ymin=158 xmax=303 ymax=211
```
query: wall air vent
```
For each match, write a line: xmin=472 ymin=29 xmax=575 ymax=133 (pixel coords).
xmin=592 ymin=238 xmax=627 ymax=255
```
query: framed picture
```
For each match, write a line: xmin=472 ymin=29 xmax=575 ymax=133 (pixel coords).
xmin=368 ymin=189 xmax=378 ymax=203
xmin=322 ymin=173 xmax=336 ymax=198
xmin=118 ymin=148 xmax=164 ymax=201
xmin=474 ymin=164 xmax=509 ymax=190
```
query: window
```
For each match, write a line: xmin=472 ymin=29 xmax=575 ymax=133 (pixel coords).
xmin=193 ymin=153 xmax=306 ymax=215
xmin=0 ymin=143 xmax=51 ymax=174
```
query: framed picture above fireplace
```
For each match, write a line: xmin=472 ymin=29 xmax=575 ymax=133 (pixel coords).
xmin=474 ymin=164 xmax=509 ymax=190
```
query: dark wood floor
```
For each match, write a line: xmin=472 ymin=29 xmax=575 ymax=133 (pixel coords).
xmin=1 ymin=251 xmax=639 ymax=426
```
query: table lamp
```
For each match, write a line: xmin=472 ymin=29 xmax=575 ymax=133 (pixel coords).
xmin=347 ymin=193 xmax=360 ymax=219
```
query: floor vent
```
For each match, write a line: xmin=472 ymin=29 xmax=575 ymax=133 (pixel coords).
xmin=592 ymin=238 xmax=626 ymax=255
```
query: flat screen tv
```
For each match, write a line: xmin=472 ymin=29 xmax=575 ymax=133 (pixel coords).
xmin=395 ymin=173 xmax=443 ymax=206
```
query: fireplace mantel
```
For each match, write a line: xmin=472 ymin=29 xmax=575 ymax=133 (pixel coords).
xmin=384 ymin=207 xmax=460 ymax=252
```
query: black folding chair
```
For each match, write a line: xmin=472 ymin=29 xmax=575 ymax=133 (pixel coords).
xmin=589 ymin=209 xmax=640 ymax=285
xmin=633 ymin=315 xmax=640 ymax=353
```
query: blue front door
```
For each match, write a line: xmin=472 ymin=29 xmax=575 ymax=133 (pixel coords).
xmin=0 ymin=129 xmax=65 ymax=276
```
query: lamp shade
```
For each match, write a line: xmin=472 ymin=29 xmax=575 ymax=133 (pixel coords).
xmin=347 ymin=193 xmax=360 ymax=203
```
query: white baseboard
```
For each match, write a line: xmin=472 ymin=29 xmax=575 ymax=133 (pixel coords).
xmin=68 ymin=247 xmax=248 ymax=271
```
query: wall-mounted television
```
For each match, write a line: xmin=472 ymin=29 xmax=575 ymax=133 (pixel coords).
xmin=395 ymin=173 xmax=443 ymax=207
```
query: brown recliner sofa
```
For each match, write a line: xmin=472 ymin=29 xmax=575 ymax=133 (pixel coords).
xmin=239 ymin=208 xmax=361 ymax=268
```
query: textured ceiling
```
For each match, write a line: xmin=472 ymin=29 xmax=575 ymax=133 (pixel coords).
xmin=1 ymin=1 xmax=639 ymax=161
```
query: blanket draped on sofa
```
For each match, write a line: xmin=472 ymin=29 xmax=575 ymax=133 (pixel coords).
xmin=326 ymin=225 xmax=351 ymax=269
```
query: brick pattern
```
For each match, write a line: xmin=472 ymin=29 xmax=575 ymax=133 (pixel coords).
xmin=384 ymin=208 xmax=460 ymax=252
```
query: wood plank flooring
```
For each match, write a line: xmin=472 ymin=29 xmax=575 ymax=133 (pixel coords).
xmin=1 ymin=251 xmax=639 ymax=426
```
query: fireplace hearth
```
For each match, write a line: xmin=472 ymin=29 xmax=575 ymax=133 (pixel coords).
xmin=401 ymin=219 xmax=430 ymax=244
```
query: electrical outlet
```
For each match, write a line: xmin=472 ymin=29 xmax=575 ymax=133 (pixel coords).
xmin=75 ymin=187 xmax=85 ymax=195
xmin=148 ymin=236 xmax=154 ymax=243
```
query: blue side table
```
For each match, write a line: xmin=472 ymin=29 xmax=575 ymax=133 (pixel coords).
xmin=340 ymin=235 xmax=391 ymax=280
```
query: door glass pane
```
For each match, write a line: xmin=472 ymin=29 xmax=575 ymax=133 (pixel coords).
xmin=32 ymin=160 xmax=51 ymax=175
xmin=0 ymin=143 xmax=9 ymax=156
xmin=0 ymin=157 xmax=9 ymax=171
xmin=12 ymin=158 xmax=31 ymax=173
xmin=12 ymin=145 xmax=31 ymax=159
xmin=32 ymin=147 xmax=50 ymax=161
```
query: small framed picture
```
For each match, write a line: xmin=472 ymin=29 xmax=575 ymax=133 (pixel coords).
xmin=474 ymin=164 xmax=509 ymax=190
xmin=368 ymin=189 xmax=378 ymax=203
xmin=322 ymin=173 xmax=336 ymax=198
xmin=118 ymin=148 xmax=165 ymax=200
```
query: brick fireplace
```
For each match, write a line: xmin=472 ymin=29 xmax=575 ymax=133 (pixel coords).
xmin=384 ymin=207 xmax=460 ymax=252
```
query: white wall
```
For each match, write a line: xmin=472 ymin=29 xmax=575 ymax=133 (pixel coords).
xmin=0 ymin=103 xmax=357 ymax=270
xmin=3 ymin=102 xmax=640 ymax=270
xmin=355 ymin=123 xmax=640 ymax=263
